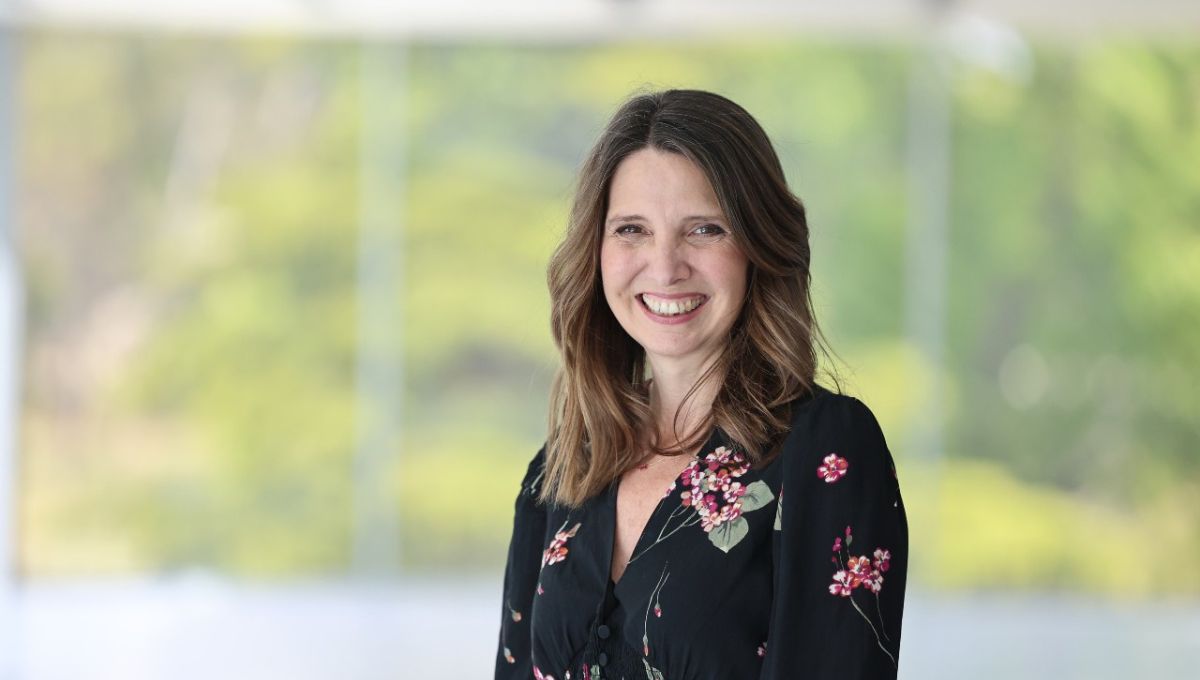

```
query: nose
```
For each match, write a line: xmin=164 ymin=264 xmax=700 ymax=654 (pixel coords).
xmin=645 ymin=235 xmax=690 ymax=287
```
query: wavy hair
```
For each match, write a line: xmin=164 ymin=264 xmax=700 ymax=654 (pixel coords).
xmin=542 ymin=89 xmax=836 ymax=508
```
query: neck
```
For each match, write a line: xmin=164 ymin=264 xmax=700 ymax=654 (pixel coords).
xmin=646 ymin=352 xmax=723 ymax=447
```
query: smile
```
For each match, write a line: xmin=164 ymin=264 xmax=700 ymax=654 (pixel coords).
xmin=639 ymin=293 xmax=707 ymax=317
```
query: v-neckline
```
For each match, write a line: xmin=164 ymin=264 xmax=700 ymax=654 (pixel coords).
xmin=606 ymin=427 xmax=722 ymax=588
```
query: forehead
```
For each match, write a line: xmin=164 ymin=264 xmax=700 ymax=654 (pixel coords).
xmin=606 ymin=148 xmax=722 ymax=217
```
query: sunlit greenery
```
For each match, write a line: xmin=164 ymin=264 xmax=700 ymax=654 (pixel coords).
xmin=15 ymin=33 xmax=1199 ymax=593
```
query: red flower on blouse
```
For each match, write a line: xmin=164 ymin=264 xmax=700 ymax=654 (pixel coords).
xmin=874 ymin=548 xmax=891 ymax=572
xmin=817 ymin=453 xmax=849 ymax=483
xmin=862 ymin=569 xmax=884 ymax=593
xmin=828 ymin=570 xmax=854 ymax=597
xmin=847 ymin=555 xmax=872 ymax=586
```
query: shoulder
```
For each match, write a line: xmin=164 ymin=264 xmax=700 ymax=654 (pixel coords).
xmin=524 ymin=445 xmax=547 ymax=477
xmin=515 ymin=445 xmax=548 ymax=505
xmin=788 ymin=386 xmax=885 ymax=436
xmin=778 ymin=385 xmax=894 ymax=480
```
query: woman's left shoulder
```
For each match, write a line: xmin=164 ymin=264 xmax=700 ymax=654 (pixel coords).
xmin=777 ymin=385 xmax=894 ymax=476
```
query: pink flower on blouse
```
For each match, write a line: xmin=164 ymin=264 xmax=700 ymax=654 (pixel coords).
xmin=847 ymin=555 xmax=872 ymax=587
xmin=862 ymin=569 xmax=884 ymax=593
xmin=818 ymin=453 xmax=849 ymax=483
xmin=873 ymin=548 xmax=891 ymax=572
xmin=829 ymin=570 xmax=854 ymax=597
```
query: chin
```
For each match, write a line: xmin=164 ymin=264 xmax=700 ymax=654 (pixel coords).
xmin=641 ymin=340 xmax=720 ymax=365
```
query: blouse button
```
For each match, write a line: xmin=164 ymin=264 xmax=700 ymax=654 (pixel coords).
xmin=598 ymin=652 xmax=609 ymax=667
xmin=597 ymin=624 xmax=611 ymax=639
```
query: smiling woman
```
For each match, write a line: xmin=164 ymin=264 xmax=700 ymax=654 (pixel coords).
xmin=496 ymin=90 xmax=908 ymax=680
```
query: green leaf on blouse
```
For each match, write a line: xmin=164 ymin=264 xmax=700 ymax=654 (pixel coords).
xmin=709 ymin=516 xmax=749 ymax=553
xmin=739 ymin=480 xmax=774 ymax=513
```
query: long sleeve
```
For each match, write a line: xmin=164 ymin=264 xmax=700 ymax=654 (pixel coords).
xmin=495 ymin=448 xmax=549 ymax=680
xmin=759 ymin=394 xmax=908 ymax=679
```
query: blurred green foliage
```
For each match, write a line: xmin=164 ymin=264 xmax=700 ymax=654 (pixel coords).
xmin=14 ymin=33 xmax=1200 ymax=593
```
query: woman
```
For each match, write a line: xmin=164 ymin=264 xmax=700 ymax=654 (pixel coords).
xmin=496 ymin=89 xmax=908 ymax=680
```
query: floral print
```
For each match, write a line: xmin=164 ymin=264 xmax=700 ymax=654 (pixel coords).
xmin=846 ymin=555 xmax=872 ymax=585
xmin=679 ymin=446 xmax=775 ymax=552
xmin=862 ymin=569 xmax=883 ymax=594
xmin=626 ymin=445 xmax=776 ymax=563
xmin=817 ymin=453 xmax=848 ymax=483
xmin=542 ymin=521 xmax=581 ymax=568
xmin=501 ymin=599 xmax=521 ymax=663
xmin=497 ymin=390 xmax=907 ymax=680
xmin=642 ymin=658 xmax=665 ymax=680
xmin=681 ymin=446 xmax=751 ymax=532
xmin=827 ymin=525 xmax=897 ymax=666
xmin=828 ymin=569 xmax=855 ymax=596
xmin=538 ymin=520 xmax=581 ymax=596
xmin=642 ymin=564 xmax=670 ymax=656
xmin=662 ymin=479 xmax=677 ymax=499
xmin=774 ymin=487 xmax=783 ymax=531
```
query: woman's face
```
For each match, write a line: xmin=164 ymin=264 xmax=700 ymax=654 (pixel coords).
xmin=600 ymin=148 xmax=749 ymax=374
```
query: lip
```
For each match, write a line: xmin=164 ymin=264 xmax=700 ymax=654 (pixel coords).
xmin=638 ymin=293 xmax=708 ymax=325
xmin=640 ymin=292 xmax=705 ymax=300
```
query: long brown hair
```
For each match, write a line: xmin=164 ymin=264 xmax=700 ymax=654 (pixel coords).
xmin=542 ymin=89 xmax=835 ymax=508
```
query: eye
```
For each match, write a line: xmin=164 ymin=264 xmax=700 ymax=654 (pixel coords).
xmin=614 ymin=224 xmax=645 ymax=236
xmin=692 ymin=223 xmax=727 ymax=236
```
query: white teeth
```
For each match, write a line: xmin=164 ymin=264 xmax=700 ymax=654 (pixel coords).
xmin=641 ymin=295 xmax=704 ymax=316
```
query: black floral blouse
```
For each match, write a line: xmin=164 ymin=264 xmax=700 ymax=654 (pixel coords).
xmin=495 ymin=385 xmax=908 ymax=680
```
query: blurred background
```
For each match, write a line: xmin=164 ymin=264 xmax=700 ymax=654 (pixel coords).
xmin=0 ymin=1 xmax=1198 ymax=678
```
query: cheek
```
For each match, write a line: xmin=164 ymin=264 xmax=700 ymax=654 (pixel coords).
xmin=599 ymin=245 xmax=631 ymax=294
xmin=599 ymin=245 xmax=613 ymax=293
xmin=713 ymin=249 xmax=750 ymax=302
xmin=598 ymin=246 xmax=624 ymax=313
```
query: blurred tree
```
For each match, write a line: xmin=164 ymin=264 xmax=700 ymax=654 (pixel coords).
xmin=14 ymin=34 xmax=1199 ymax=590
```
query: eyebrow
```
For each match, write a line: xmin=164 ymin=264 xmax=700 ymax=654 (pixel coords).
xmin=605 ymin=213 xmax=726 ymax=226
